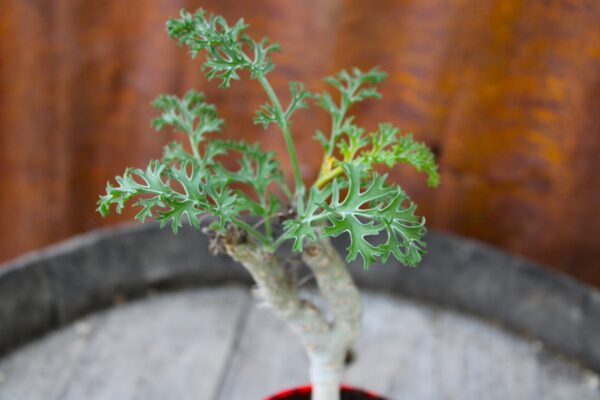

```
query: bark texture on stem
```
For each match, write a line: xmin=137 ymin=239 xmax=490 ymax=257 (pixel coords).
xmin=225 ymin=239 xmax=331 ymax=353
xmin=225 ymin=232 xmax=362 ymax=400
xmin=303 ymin=238 xmax=363 ymax=345
xmin=303 ymin=238 xmax=363 ymax=400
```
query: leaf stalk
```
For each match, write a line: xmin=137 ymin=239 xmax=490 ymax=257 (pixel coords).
xmin=257 ymin=75 xmax=305 ymax=199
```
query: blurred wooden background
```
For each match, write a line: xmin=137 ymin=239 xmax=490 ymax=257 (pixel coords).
xmin=1 ymin=0 xmax=599 ymax=285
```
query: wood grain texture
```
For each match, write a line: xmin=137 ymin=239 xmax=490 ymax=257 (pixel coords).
xmin=0 ymin=287 xmax=251 ymax=400
xmin=1 ymin=288 xmax=598 ymax=399
xmin=1 ymin=0 xmax=599 ymax=284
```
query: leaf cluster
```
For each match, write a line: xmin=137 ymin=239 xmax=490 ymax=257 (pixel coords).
xmin=283 ymin=163 xmax=426 ymax=267
xmin=254 ymin=82 xmax=310 ymax=129
xmin=313 ymin=67 xmax=386 ymax=154
xmin=166 ymin=9 xmax=280 ymax=87
xmin=98 ymin=90 xmax=288 ymax=244
xmin=99 ymin=8 xmax=441 ymax=269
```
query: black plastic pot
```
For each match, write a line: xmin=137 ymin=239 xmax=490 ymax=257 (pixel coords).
xmin=266 ymin=385 xmax=385 ymax=400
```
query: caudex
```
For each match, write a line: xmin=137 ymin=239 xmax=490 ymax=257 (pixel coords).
xmin=98 ymin=9 xmax=439 ymax=400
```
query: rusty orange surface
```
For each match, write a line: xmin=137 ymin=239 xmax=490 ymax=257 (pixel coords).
xmin=0 ymin=0 xmax=599 ymax=285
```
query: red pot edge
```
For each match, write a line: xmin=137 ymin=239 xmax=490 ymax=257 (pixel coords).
xmin=265 ymin=384 xmax=384 ymax=399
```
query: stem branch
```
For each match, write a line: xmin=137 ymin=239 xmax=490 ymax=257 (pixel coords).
xmin=258 ymin=75 xmax=305 ymax=198
xmin=315 ymin=166 xmax=343 ymax=188
xmin=225 ymin=235 xmax=362 ymax=400
xmin=303 ymin=238 xmax=363 ymax=400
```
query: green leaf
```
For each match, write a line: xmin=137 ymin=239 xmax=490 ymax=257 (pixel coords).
xmin=254 ymin=81 xmax=309 ymax=129
xmin=337 ymin=122 xmax=369 ymax=162
xmin=323 ymin=67 xmax=387 ymax=104
xmin=99 ymin=137 xmax=287 ymax=245
xmin=211 ymin=140 xmax=288 ymax=218
xmin=152 ymin=90 xmax=224 ymax=145
xmin=283 ymin=163 xmax=427 ymax=268
xmin=315 ymin=121 xmax=440 ymax=189
xmin=134 ymin=197 xmax=164 ymax=223
xmin=169 ymin=161 xmax=206 ymax=203
xmin=362 ymin=124 xmax=440 ymax=187
xmin=166 ymin=9 xmax=280 ymax=87
xmin=203 ymin=177 xmax=241 ymax=227
xmin=313 ymin=130 xmax=330 ymax=153
xmin=319 ymin=165 xmax=391 ymax=267
xmin=162 ymin=141 xmax=196 ymax=164
xmin=282 ymin=186 xmax=326 ymax=251
xmin=157 ymin=196 xmax=201 ymax=233
xmin=253 ymin=102 xmax=278 ymax=129
xmin=377 ymin=194 xmax=427 ymax=266
xmin=312 ymin=91 xmax=338 ymax=116
xmin=284 ymin=81 xmax=310 ymax=119
xmin=312 ymin=67 xmax=387 ymax=156
xmin=98 ymin=160 xmax=206 ymax=232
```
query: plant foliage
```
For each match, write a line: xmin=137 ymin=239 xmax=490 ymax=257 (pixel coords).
xmin=166 ymin=9 xmax=280 ymax=87
xmin=283 ymin=163 xmax=426 ymax=267
xmin=98 ymin=8 xmax=440 ymax=268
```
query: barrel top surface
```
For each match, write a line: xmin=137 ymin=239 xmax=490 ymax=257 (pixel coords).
xmin=0 ymin=222 xmax=599 ymax=374
xmin=0 ymin=287 xmax=598 ymax=400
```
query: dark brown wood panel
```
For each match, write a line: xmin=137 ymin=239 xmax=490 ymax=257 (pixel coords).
xmin=1 ymin=0 xmax=599 ymax=285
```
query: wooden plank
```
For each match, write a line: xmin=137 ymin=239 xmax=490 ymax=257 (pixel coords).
xmin=0 ymin=313 xmax=105 ymax=400
xmin=539 ymin=355 xmax=600 ymax=400
xmin=215 ymin=299 xmax=309 ymax=400
xmin=0 ymin=286 xmax=250 ymax=400
xmin=350 ymin=293 xmax=598 ymax=400
xmin=61 ymin=287 xmax=249 ymax=400
xmin=431 ymin=309 xmax=540 ymax=400
xmin=1 ymin=287 xmax=599 ymax=400
xmin=345 ymin=292 xmax=438 ymax=399
xmin=218 ymin=290 xmax=600 ymax=400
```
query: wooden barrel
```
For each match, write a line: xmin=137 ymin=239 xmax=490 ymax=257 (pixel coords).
xmin=0 ymin=224 xmax=599 ymax=398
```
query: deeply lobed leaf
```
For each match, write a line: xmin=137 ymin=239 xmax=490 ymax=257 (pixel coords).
xmin=166 ymin=9 xmax=279 ymax=87
xmin=283 ymin=163 xmax=427 ymax=268
xmin=152 ymin=90 xmax=224 ymax=140
xmin=312 ymin=67 xmax=388 ymax=157
xmin=254 ymin=81 xmax=309 ymax=129
xmin=342 ymin=123 xmax=441 ymax=187
xmin=99 ymin=92 xmax=287 ymax=240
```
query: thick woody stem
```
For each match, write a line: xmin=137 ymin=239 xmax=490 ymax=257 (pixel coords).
xmin=303 ymin=239 xmax=362 ymax=338
xmin=224 ymin=239 xmax=331 ymax=355
xmin=224 ymin=231 xmax=361 ymax=400
xmin=303 ymin=238 xmax=363 ymax=400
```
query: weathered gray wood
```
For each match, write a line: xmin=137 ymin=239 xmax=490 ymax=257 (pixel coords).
xmin=0 ymin=313 xmax=104 ymax=400
xmin=349 ymin=293 xmax=598 ymax=400
xmin=196 ymin=289 xmax=600 ymax=400
xmin=216 ymin=300 xmax=309 ymax=400
xmin=346 ymin=292 xmax=439 ymax=398
xmin=540 ymin=356 xmax=600 ymax=400
xmin=0 ymin=287 xmax=250 ymax=400
xmin=0 ymin=261 xmax=55 ymax=352
xmin=0 ymin=224 xmax=251 ymax=358
xmin=0 ymin=288 xmax=598 ymax=399
xmin=344 ymin=293 xmax=544 ymax=399
xmin=431 ymin=308 xmax=540 ymax=400
xmin=0 ymin=288 xmax=600 ymax=400
xmin=2 ymin=223 xmax=599 ymax=374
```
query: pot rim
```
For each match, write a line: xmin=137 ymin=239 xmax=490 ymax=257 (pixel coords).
xmin=265 ymin=384 xmax=384 ymax=399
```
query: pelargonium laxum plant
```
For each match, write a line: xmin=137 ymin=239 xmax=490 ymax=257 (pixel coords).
xmin=98 ymin=9 xmax=439 ymax=400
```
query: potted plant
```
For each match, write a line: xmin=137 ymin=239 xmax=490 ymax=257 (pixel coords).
xmin=98 ymin=8 xmax=439 ymax=400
